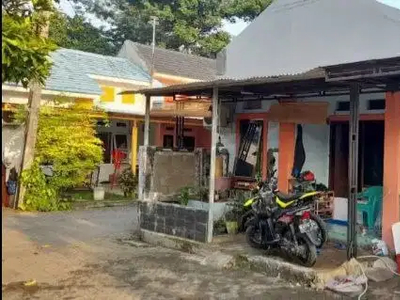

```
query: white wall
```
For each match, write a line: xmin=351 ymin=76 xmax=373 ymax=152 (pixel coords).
xmin=2 ymin=125 xmax=25 ymax=172
xmin=219 ymin=125 xmax=236 ymax=173
xmin=94 ymin=79 xmax=163 ymax=115
xmin=302 ymin=124 xmax=330 ymax=186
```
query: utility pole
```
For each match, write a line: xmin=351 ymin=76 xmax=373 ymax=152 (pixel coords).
xmin=148 ymin=16 xmax=159 ymax=86
xmin=16 ymin=12 xmax=51 ymax=208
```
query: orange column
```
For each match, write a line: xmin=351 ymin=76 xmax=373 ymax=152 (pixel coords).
xmin=278 ymin=123 xmax=296 ymax=192
xmin=262 ymin=117 xmax=269 ymax=181
xmin=382 ymin=91 xmax=400 ymax=249
xmin=155 ymin=123 xmax=163 ymax=147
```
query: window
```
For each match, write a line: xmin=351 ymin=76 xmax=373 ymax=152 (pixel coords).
xmin=183 ymin=136 xmax=195 ymax=151
xmin=163 ymin=135 xmax=174 ymax=148
xmin=152 ymin=100 xmax=163 ymax=109
xmin=115 ymin=134 xmax=128 ymax=151
xmin=121 ymin=93 xmax=135 ymax=104
xmin=336 ymin=101 xmax=350 ymax=112
xmin=100 ymin=86 xmax=115 ymax=102
xmin=116 ymin=122 xmax=127 ymax=127
xmin=368 ymin=99 xmax=385 ymax=110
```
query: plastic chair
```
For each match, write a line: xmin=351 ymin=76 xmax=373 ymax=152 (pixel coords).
xmin=356 ymin=186 xmax=383 ymax=230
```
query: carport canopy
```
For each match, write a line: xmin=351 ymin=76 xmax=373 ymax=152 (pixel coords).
xmin=130 ymin=57 xmax=400 ymax=254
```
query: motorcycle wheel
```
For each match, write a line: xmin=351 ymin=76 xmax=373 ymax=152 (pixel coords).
xmin=292 ymin=233 xmax=317 ymax=267
xmin=300 ymin=213 xmax=328 ymax=248
xmin=240 ymin=210 xmax=254 ymax=232
xmin=282 ymin=230 xmax=317 ymax=267
xmin=245 ymin=224 xmax=263 ymax=249
xmin=309 ymin=213 xmax=328 ymax=248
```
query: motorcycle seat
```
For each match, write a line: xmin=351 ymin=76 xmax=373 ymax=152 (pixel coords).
xmin=275 ymin=191 xmax=302 ymax=202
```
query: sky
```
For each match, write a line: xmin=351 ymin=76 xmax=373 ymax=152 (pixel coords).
xmin=223 ymin=0 xmax=400 ymax=36
xmin=60 ymin=0 xmax=400 ymax=36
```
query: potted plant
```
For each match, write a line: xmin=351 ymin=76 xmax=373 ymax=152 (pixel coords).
xmin=214 ymin=218 xmax=227 ymax=236
xmin=93 ymin=186 xmax=105 ymax=201
xmin=224 ymin=202 xmax=241 ymax=235
xmin=118 ymin=168 xmax=138 ymax=198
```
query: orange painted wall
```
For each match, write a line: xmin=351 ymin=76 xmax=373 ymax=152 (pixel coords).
xmin=278 ymin=123 xmax=296 ymax=192
xmin=154 ymin=75 xmax=183 ymax=103
xmin=157 ymin=124 xmax=211 ymax=150
xmin=154 ymin=74 xmax=211 ymax=148
xmin=382 ymin=91 xmax=400 ymax=249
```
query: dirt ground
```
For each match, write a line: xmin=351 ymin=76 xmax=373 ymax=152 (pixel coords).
xmin=2 ymin=207 xmax=399 ymax=300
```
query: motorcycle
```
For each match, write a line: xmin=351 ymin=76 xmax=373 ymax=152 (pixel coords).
xmin=242 ymin=172 xmax=327 ymax=249
xmin=244 ymin=187 xmax=318 ymax=267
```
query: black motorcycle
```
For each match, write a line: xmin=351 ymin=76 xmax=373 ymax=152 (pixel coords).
xmin=245 ymin=191 xmax=318 ymax=267
xmin=242 ymin=173 xmax=327 ymax=249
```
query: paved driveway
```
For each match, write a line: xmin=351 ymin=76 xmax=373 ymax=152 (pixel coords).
xmin=3 ymin=207 xmax=397 ymax=300
xmin=3 ymin=205 xmax=139 ymax=247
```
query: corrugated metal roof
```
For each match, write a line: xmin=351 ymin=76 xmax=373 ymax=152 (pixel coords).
xmin=118 ymin=41 xmax=217 ymax=81
xmin=134 ymin=55 xmax=400 ymax=97
xmin=135 ymin=68 xmax=325 ymax=96
xmin=45 ymin=48 xmax=151 ymax=95
xmin=222 ymin=0 xmax=400 ymax=80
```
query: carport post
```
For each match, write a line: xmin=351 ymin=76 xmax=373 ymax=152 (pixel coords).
xmin=347 ymin=83 xmax=360 ymax=259
xmin=144 ymin=94 xmax=151 ymax=146
xmin=207 ymin=87 xmax=219 ymax=243
xmin=138 ymin=94 xmax=151 ymax=201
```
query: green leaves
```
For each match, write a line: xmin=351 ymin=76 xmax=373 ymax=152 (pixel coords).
xmin=48 ymin=11 xmax=117 ymax=55
xmin=75 ymin=0 xmax=273 ymax=58
xmin=20 ymin=99 xmax=107 ymax=211
xmin=2 ymin=0 xmax=57 ymax=87
xmin=223 ymin=0 xmax=273 ymax=22
xmin=118 ymin=168 xmax=138 ymax=198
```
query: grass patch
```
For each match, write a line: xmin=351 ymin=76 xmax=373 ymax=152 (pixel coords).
xmin=65 ymin=190 xmax=131 ymax=202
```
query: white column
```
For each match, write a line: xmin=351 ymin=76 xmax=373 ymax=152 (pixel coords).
xmin=144 ymin=94 xmax=151 ymax=146
xmin=207 ymin=87 xmax=219 ymax=243
xmin=139 ymin=94 xmax=151 ymax=201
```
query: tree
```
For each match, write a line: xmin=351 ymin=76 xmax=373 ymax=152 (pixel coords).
xmin=49 ymin=11 xmax=117 ymax=55
xmin=18 ymin=99 xmax=107 ymax=211
xmin=223 ymin=0 xmax=274 ymax=22
xmin=2 ymin=0 xmax=57 ymax=87
xmin=72 ymin=0 xmax=273 ymax=58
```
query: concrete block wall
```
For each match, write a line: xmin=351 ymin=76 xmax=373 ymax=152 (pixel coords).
xmin=138 ymin=146 xmax=207 ymax=201
xmin=139 ymin=201 xmax=208 ymax=242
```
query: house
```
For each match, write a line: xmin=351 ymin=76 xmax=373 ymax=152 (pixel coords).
xmin=118 ymin=41 xmax=215 ymax=150
xmin=136 ymin=0 xmax=400 ymax=249
xmin=3 ymin=48 xmax=165 ymax=182
xmin=216 ymin=0 xmax=400 ymax=248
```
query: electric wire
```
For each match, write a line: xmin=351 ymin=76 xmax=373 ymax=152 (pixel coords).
xmin=355 ymin=255 xmax=400 ymax=300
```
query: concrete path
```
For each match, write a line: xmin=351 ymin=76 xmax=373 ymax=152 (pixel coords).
xmin=3 ymin=207 xmax=400 ymax=299
xmin=2 ymin=206 xmax=342 ymax=300
xmin=2 ymin=205 xmax=139 ymax=247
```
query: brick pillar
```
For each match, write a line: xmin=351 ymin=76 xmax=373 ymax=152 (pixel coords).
xmin=382 ymin=91 xmax=400 ymax=249
xmin=278 ymin=123 xmax=296 ymax=192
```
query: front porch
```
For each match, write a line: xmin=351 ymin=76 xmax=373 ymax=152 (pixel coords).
xmin=134 ymin=57 xmax=400 ymax=263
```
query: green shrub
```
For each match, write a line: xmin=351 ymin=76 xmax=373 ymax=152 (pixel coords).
xmin=20 ymin=161 xmax=71 ymax=211
xmin=118 ymin=168 xmax=138 ymax=198
xmin=18 ymin=99 xmax=106 ymax=211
